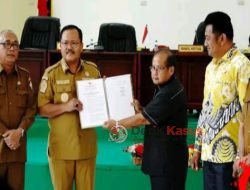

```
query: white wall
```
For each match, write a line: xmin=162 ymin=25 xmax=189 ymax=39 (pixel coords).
xmin=52 ymin=0 xmax=250 ymax=50
xmin=0 ymin=0 xmax=37 ymax=40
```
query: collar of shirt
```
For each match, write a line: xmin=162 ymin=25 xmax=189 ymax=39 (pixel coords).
xmin=212 ymin=46 xmax=237 ymax=65
xmin=157 ymin=75 xmax=176 ymax=89
xmin=154 ymin=75 xmax=177 ymax=98
xmin=0 ymin=63 xmax=19 ymax=74
xmin=60 ymin=58 xmax=84 ymax=74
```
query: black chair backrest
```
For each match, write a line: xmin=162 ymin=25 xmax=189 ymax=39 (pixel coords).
xmin=97 ymin=23 xmax=137 ymax=52
xmin=20 ymin=16 xmax=60 ymax=50
xmin=193 ymin=21 xmax=205 ymax=45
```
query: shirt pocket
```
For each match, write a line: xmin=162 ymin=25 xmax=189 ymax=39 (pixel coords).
xmin=16 ymin=88 xmax=28 ymax=108
xmin=54 ymin=85 xmax=72 ymax=103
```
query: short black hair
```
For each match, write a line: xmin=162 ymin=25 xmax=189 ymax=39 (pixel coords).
xmin=249 ymin=35 xmax=250 ymax=45
xmin=154 ymin=48 xmax=176 ymax=67
xmin=204 ymin=11 xmax=233 ymax=40
xmin=60 ymin=25 xmax=83 ymax=42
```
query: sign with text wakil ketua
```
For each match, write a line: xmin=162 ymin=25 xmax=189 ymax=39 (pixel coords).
xmin=178 ymin=44 xmax=204 ymax=52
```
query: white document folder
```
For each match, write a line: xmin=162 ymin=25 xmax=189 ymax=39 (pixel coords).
xmin=76 ymin=74 xmax=135 ymax=128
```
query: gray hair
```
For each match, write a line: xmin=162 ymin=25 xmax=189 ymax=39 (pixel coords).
xmin=0 ymin=29 xmax=18 ymax=42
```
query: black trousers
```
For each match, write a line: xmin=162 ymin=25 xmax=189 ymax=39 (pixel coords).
xmin=203 ymin=161 xmax=237 ymax=190
xmin=149 ymin=163 xmax=187 ymax=190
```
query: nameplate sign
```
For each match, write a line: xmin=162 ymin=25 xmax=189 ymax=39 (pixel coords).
xmin=178 ymin=45 xmax=204 ymax=52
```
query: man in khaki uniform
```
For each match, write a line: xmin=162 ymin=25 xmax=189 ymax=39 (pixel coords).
xmin=233 ymin=80 xmax=250 ymax=189
xmin=0 ymin=30 xmax=36 ymax=190
xmin=38 ymin=25 xmax=100 ymax=190
xmin=241 ymin=81 xmax=250 ymax=165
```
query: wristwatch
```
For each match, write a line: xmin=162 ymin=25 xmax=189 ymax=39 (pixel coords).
xmin=18 ymin=127 xmax=25 ymax=137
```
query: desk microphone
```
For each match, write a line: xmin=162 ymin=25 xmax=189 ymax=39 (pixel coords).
xmin=86 ymin=41 xmax=97 ymax=48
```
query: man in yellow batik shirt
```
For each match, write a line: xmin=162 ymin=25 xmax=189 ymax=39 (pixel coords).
xmin=191 ymin=12 xmax=250 ymax=190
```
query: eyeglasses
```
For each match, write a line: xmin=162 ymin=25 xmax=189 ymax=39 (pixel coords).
xmin=149 ymin=66 xmax=167 ymax=73
xmin=0 ymin=42 xmax=19 ymax=50
xmin=60 ymin=41 xmax=81 ymax=49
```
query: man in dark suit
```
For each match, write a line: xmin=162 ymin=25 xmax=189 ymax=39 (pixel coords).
xmin=104 ymin=48 xmax=188 ymax=190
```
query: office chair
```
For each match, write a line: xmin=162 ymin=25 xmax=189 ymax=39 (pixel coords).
xmin=20 ymin=16 xmax=60 ymax=49
xmin=97 ymin=23 xmax=137 ymax=52
xmin=193 ymin=21 xmax=205 ymax=45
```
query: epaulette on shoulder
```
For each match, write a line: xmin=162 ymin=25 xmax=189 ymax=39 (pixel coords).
xmin=84 ymin=60 xmax=98 ymax=68
xmin=42 ymin=62 xmax=60 ymax=80
xmin=18 ymin=66 xmax=30 ymax=74
xmin=17 ymin=66 xmax=31 ymax=78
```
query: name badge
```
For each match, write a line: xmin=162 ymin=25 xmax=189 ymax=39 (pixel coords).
xmin=56 ymin=80 xmax=70 ymax=85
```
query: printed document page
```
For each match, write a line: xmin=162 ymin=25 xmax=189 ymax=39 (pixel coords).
xmin=105 ymin=74 xmax=135 ymax=120
xmin=76 ymin=74 xmax=135 ymax=129
xmin=76 ymin=79 xmax=108 ymax=128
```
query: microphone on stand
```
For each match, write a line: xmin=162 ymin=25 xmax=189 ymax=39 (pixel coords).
xmin=86 ymin=40 xmax=104 ymax=51
xmin=86 ymin=39 xmax=97 ymax=49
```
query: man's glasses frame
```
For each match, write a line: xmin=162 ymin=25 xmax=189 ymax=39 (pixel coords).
xmin=60 ymin=41 xmax=81 ymax=49
xmin=0 ymin=42 xmax=19 ymax=50
xmin=149 ymin=66 xmax=167 ymax=73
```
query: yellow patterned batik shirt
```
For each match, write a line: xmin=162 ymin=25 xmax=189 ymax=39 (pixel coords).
xmin=194 ymin=47 xmax=250 ymax=163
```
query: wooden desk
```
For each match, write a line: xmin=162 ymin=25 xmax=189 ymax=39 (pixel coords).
xmin=17 ymin=50 xmax=47 ymax=94
xmin=47 ymin=50 xmax=138 ymax=93
xmin=137 ymin=51 xmax=211 ymax=109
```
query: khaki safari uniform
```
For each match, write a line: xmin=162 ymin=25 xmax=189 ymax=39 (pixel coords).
xmin=0 ymin=64 xmax=36 ymax=190
xmin=242 ymin=81 xmax=250 ymax=156
xmin=240 ymin=80 xmax=250 ymax=189
xmin=38 ymin=59 xmax=100 ymax=190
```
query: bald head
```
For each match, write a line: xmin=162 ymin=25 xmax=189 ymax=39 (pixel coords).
xmin=153 ymin=48 xmax=176 ymax=68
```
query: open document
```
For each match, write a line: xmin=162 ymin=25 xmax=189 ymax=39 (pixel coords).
xmin=76 ymin=74 xmax=135 ymax=128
